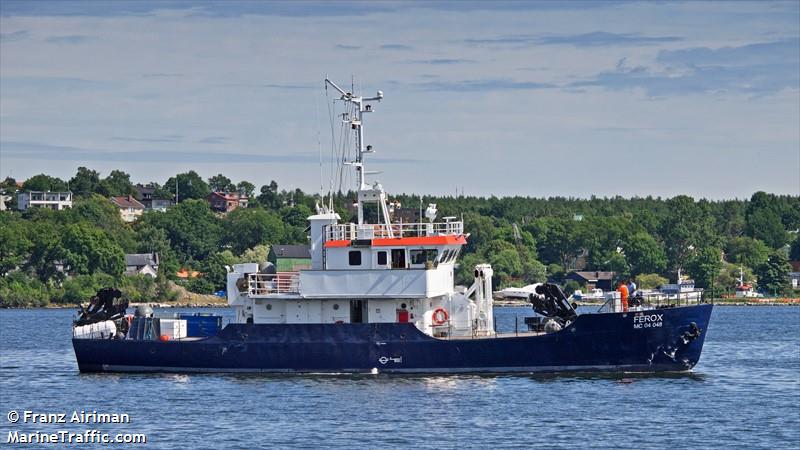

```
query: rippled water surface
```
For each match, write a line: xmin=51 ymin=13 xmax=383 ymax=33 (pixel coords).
xmin=1 ymin=306 xmax=798 ymax=449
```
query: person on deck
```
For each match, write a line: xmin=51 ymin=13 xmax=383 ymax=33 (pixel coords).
xmin=617 ymin=282 xmax=629 ymax=312
xmin=628 ymin=278 xmax=637 ymax=297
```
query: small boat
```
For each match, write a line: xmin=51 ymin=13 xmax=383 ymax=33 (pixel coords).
xmin=73 ymin=79 xmax=712 ymax=374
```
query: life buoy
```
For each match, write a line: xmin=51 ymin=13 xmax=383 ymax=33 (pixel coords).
xmin=432 ymin=308 xmax=449 ymax=325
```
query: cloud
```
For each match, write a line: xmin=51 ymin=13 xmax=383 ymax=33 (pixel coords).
xmin=110 ymin=135 xmax=184 ymax=143
xmin=656 ymin=38 xmax=800 ymax=66
xmin=44 ymin=35 xmax=95 ymax=44
xmin=1 ymin=76 xmax=116 ymax=91
xmin=198 ymin=136 xmax=231 ymax=144
xmin=0 ymin=0 xmax=623 ymax=18
xmin=408 ymin=58 xmax=475 ymax=65
xmin=141 ymin=73 xmax=185 ymax=78
xmin=414 ymin=79 xmax=556 ymax=92
xmin=1 ymin=141 xmax=420 ymax=164
xmin=0 ymin=30 xmax=29 ymax=42
xmin=467 ymin=31 xmax=682 ymax=47
xmin=215 ymin=82 xmax=315 ymax=90
xmin=380 ymin=44 xmax=413 ymax=50
xmin=572 ymin=38 xmax=800 ymax=96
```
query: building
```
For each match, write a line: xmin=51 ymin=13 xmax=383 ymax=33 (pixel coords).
xmin=17 ymin=191 xmax=73 ymax=211
xmin=111 ymin=196 xmax=145 ymax=222
xmin=134 ymin=184 xmax=172 ymax=211
xmin=269 ymin=244 xmax=312 ymax=272
xmin=565 ymin=270 xmax=615 ymax=291
xmin=124 ymin=253 xmax=159 ymax=278
xmin=208 ymin=192 xmax=248 ymax=213
xmin=790 ymin=272 xmax=800 ymax=290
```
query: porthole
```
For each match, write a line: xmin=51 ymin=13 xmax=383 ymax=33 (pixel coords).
xmin=400 ymin=303 xmax=407 ymax=309
xmin=266 ymin=304 xmax=272 ymax=310
xmin=333 ymin=304 xmax=340 ymax=310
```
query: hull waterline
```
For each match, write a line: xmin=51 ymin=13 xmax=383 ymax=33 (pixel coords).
xmin=73 ymin=304 xmax=712 ymax=374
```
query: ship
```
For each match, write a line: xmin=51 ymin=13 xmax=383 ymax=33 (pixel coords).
xmin=72 ymin=78 xmax=713 ymax=374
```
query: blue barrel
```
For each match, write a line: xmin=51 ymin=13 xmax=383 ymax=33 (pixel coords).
xmin=178 ymin=314 xmax=223 ymax=337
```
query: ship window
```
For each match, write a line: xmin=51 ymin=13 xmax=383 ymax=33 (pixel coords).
xmin=377 ymin=251 xmax=387 ymax=266
xmin=410 ymin=249 xmax=438 ymax=265
xmin=266 ymin=304 xmax=272 ymax=310
xmin=440 ymin=249 xmax=452 ymax=263
xmin=450 ymin=249 xmax=460 ymax=262
xmin=349 ymin=250 xmax=362 ymax=266
xmin=333 ymin=304 xmax=339 ymax=310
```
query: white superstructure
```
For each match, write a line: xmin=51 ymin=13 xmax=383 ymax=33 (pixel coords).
xmin=226 ymin=79 xmax=495 ymax=338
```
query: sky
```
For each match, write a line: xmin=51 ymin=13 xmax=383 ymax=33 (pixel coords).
xmin=1 ymin=0 xmax=799 ymax=199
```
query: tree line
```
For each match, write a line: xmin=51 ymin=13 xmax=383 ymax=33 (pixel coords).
xmin=1 ymin=167 xmax=798 ymax=307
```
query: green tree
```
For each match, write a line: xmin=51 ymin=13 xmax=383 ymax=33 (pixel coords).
xmin=0 ymin=272 xmax=51 ymax=307
xmin=625 ymin=232 xmax=667 ymax=275
xmin=69 ymin=167 xmax=101 ymax=197
xmin=222 ymin=208 xmax=285 ymax=254
xmin=686 ymin=247 xmax=723 ymax=292
xmin=165 ymin=171 xmax=211 ymax=202
xmin=745 ymin=192 xmax=788 ymax=248
xmin=199 ymin=250 xmax=237 ymax=290
xmin=137 ymin=199 xmax=221 ymax=261
xmin=636 ymin=273 xmax=669 ymax=290
xmin=257 ymin=181 xmax=281 ymax=210
xmin=0 ymin=214 xmax=32 ymax=275
xmin=100 ymin=169 xmax=135 ymax=197
xmin=22 ymin=174 xmax=68 ymax=192
xmin=755 ymin=252 xmax=792 ymax=295
xmin=725 ymin=237 xmax=770 ymax=269
xmin=208 ymin=174 xmax=235 ymax=192
xmin=790 ymin=237 xmax=800 ymax=261
xmin=660 ymin=195 xmax=717 ymax=275
xmin=59 ymin=223 xmax=125 ymax=276
xmin=237 ymin=181 xmax=256 ymax=198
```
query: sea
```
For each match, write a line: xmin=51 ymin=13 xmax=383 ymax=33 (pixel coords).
xmin=1 ymin=306 xmax=798 ymax=449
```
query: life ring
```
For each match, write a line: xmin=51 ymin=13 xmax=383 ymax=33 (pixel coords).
xmin=432 ymin=308 xmax=449 ymax=325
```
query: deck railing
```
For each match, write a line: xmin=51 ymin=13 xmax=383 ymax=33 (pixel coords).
xmin=247 ymin=272 xmax=300 ymax=295
xmin=324 ymin=221 xmax=463 ymax=241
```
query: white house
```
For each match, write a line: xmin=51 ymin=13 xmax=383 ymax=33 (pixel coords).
xmin=111 ymin=196 xmax=145 ymax=222
xmin=124 ymin=253 xmax=159 ymax=278
xmin=17 ymin=191 xmax=73 ymax=211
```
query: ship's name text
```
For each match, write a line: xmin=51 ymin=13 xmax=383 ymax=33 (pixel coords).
xmin=633 ymin=314 xmax=663 ymax=329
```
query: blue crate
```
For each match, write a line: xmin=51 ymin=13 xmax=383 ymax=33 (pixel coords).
xmin=178 ymin=314 xmax=223 ymax=337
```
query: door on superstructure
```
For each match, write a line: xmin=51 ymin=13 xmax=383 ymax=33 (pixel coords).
xmin=350 ymin=300 xmax=366 ymax=323
xmin=391 ymin=249 xmax=406 ymax=269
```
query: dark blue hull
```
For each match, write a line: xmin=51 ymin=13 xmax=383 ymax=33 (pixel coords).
xmin=73 ymin=304 xmax=712 ymax=374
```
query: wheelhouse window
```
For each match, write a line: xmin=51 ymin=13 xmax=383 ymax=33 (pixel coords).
xmin=349 ymin=250 xmax=362 ymax=266
xmin=377 ymin=251 xmax=387 ymax=266
xmin=410 ymin=249 xmax=438 ymax=265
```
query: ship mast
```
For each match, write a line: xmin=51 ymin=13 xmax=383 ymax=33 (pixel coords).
xmin=325 ymin=78 xmax=393 ymax=234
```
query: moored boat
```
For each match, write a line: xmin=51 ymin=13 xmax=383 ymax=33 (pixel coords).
xmin=72 ymin=78 xmax=712 ymax=374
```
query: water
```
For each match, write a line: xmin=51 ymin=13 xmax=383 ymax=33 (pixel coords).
xmin=1 ymin=306 xmax=798 ymax=449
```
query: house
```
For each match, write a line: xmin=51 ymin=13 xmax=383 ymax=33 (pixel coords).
xmin=565 ymin=271 xmax=615 ymax=291
xmin=17 ymin=191 xmax=73 ymax=211
xmin=269 ymin=244 xmax=312 ymax=272
xmin=134 ymin=183 xmax=172 ymax=211
xmin=790 ymin=272 xmax=800 ymax=290
xmin=111 ymin=196 xmax=145 ymax=222
xmin=124 ymin=253 xmax=159 ymax=278
xmin=208 ymin=192 xmax=248 ymax=213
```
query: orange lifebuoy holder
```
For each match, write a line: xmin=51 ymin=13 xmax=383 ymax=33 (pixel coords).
xmin=432 ymin=308 xmax=449 ymax=325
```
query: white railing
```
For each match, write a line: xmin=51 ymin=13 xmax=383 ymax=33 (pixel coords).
xmin=247 ymin=272 xmax=300 ymax=295
xmin=324 ymin=221 xmax=463 ymax=241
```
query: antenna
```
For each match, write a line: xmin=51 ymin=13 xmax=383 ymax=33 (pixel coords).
xmin=324 ymin=77 xmax=385 ymax=228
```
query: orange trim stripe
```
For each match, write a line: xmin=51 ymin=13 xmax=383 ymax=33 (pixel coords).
xmin=324 ymin=240 xmax=351 ymax=248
